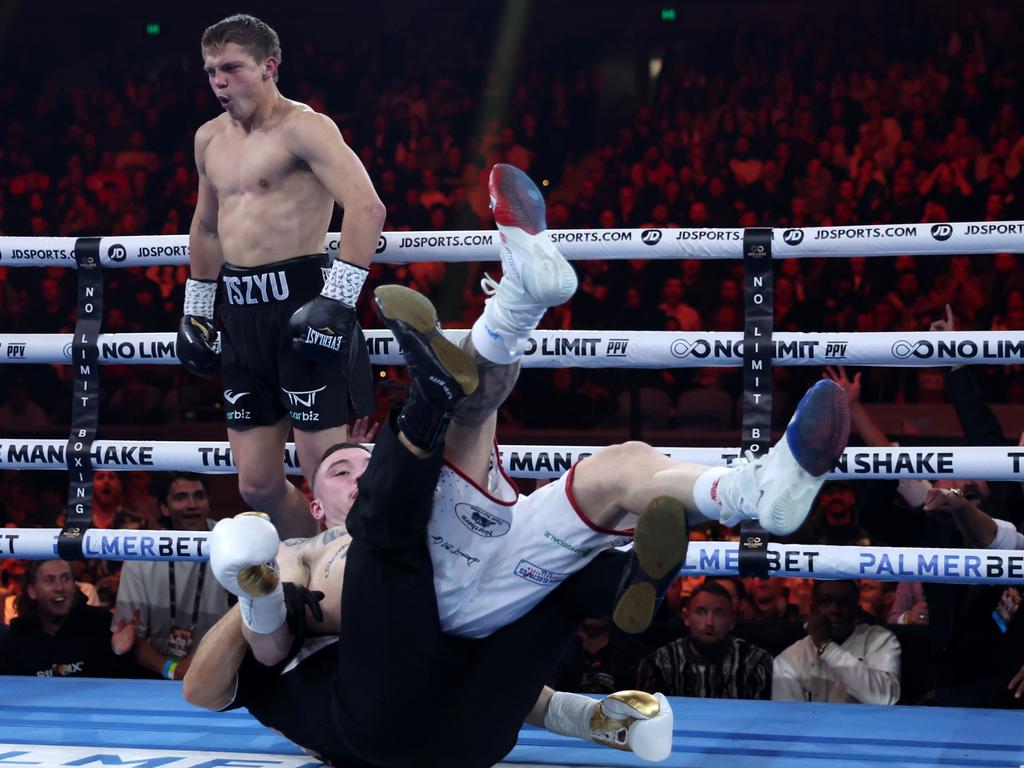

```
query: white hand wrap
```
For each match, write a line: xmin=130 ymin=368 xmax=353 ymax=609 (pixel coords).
xmin=238 ymin=581 xmax=286 ymax=635
xmin=183 ymin=278 xmax=217 ymax=319
xmin=544 ymin=690 xmax=597 ymax=739
xmin=209 ymin=513 xmax=286 ymax=634
xmin=321 ymin=260 xmax=368 ymax=306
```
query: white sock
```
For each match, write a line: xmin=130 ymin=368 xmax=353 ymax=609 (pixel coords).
xmin=543 ymin=691 xmax=597 ymax=739
xmin=692 ymin=466 xmax=731 ymax=520
xmin=471 ymin=312 xmax=518 ymax=364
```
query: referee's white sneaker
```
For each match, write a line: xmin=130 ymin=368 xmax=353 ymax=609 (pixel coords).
xmin=470 ymin=163 xmax=577 ymax=363
xmin=715 ymin=380 xmax=850 ymax=535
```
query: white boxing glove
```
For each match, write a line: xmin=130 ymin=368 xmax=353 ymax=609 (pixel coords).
xmin=544 ymin=690 xmax=673 ymax=762
xmin=209 ymin=512 xmax=286 ymax=634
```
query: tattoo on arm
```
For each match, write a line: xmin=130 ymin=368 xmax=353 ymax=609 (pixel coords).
xmin=453 ymin=342 xmax=521 ymax=427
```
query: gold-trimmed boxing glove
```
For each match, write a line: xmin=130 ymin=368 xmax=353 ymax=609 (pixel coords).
xmin=544 ymin=689 xmax=673 ymax=762
xmin=209 ymin=512 xmax=285 ymax=633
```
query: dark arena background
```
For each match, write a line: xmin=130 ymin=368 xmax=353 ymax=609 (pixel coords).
xmin=1 ymin=1 xmax=1024 ymax=766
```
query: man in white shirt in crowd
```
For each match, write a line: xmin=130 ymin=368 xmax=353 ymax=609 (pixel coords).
xmin=112 ymin=473 xmax=229 ymax=680
xmin=772 ymin=579 xmax=901 ymax=704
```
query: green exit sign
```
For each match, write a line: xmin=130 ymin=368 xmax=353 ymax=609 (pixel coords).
xmin=661 ymin=7 xmax=677 ymax=21
xmin=146 ymin=22 xmax=161 ymax=36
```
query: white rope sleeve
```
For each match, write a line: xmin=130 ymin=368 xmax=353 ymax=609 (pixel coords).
xmin=683 ymin=541 xmax=1024 ymax=584
xmin=3 ymin=440 xmax=1024 ymax=482
xmin=0 ymin=528 xmax=208 ymax=561
xmin=1 ymin=529 xmax=1019 ymax=585
xmin=2 ymin=221 xmax=1023 ymax=267
xmin=5 ymin=330 xmax=1024 ymax=368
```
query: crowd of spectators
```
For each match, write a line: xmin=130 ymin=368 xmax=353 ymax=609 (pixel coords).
xmin=2 ymin=3 xmax=1024 ymax=429
xmin=0 ymin=0 xmax=1023 ymax=712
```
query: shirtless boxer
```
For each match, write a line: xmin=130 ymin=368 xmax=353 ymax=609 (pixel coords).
xmin=178 ymin=14 xmax=382 ymax=538
xmin=188 ymin=165 xmax=848 ymax=766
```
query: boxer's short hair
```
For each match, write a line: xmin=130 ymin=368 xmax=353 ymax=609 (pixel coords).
xmin=202 ymin=14 xmax=282 ymax=81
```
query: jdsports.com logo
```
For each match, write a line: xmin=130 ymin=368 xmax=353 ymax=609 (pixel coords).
xmin=782 ymin=229 xmax=804 ymax=245
xmin=375 ymin=235 xmax=387 ymax=254
xmin=930 ymin=224 xmax=953 ymax=241
xmin=108 ymin=244 xmax=127 ymax=262
xmin=641 ymin=229 xmax=662 ymax=246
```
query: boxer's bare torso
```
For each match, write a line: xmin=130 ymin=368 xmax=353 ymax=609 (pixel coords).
xmin=195 ymin=101 xmax=335 ymax=268
xmin=279 ymin=528 xmax=351 ymax=634
xmin=190 ymin=41 xmax=381 ymax=279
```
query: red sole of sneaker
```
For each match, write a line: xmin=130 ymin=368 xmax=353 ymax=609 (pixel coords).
xmin=489 ymin=163 xmax=546 ymax=235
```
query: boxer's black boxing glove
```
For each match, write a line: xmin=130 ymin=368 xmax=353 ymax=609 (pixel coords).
xmin=177 ymin=278 xmax=221 ymax=377
xmin=287 ymin=260 xmax=367 ymax=362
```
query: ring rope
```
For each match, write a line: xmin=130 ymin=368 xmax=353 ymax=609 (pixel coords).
xmin=1 ymin=440 xmax=1021 ymax=480
xmin=1 ymin=527 xmax=1020 ymax=586
xmin=1 ymin=221 xmax=1022 ymax=267
xmin=5 ymin=330 xmax=1024 ymax=368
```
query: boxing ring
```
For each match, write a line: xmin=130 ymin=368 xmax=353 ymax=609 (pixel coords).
xmin=3 ymin=222 xmax=1024 ymax=766
xmin=2 ymin=677 xmax=1022 ymax=768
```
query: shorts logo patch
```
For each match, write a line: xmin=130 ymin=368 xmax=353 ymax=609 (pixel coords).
xmin=281 ymin=385 xmax=327 ymax=409
xmin=455 ymin=503 xmax=510 ymax=537
xmin=224 ymin=389 xmax=250 ymax=405
xmin=514 ymin=559 xmax=567 ymax=586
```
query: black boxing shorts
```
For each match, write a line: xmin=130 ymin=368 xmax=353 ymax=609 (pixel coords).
xmin=217 ymin=253 xmax=374 ymax=431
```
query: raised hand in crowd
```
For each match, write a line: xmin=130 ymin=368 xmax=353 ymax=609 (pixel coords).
xmin=1009 ymin=662 xmax=1024 ymax=699
xmin=823 ymin=365 xmax=861 ymax=406
xmin=928 ymin=303 xmax=956 ymax=333
xmin=111 ymin=608 xmax=141 ymax=657
xmin=349 ymin=417 xmax=380 ymax=444
xmin=922 ymin=487 xmax=998 ymax=549
xmin=823 ymin=366 xmax=889 ymax=446
xmin=905 ymin=600 xmax=929 ymax=626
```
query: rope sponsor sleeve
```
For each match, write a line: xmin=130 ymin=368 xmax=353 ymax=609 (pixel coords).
xmin=1 ymin=528 xmax=1019 ymax=587
xmin=6 ymin=330 xmax=1024 ymax=367
xmin=1 ymin=221 xmax=1021 ymax=267
xmin=2 ymin=440 xmax=1020 ymax=481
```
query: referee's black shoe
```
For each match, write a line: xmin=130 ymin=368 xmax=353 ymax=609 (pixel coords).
xmin=374 ymin=284 xmax=479 ymax=453
xmin=612 ymin=496 xmax=689 ymax=634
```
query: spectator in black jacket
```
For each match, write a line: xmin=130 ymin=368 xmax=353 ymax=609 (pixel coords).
xmin=549 ymin=615 xmax=648 ymax=695
xmin=825 ymin=306 xmax=1024 ymax=708
xmin=0 ymin=560 xmax=137 ymax=678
